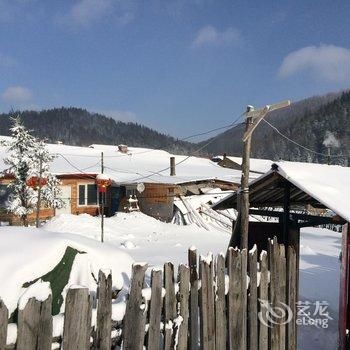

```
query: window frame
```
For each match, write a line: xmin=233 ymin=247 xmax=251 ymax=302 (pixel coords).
xmin=77 ymin=183 xmax=99 ymax=207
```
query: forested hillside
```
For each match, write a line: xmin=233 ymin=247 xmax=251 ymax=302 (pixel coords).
xmin=0 ymin=108 xmax=194 ymax=154
xmin=202 ymin=90 xmax=350 ymax=164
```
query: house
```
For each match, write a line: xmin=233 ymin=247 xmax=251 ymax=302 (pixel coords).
xmin=213 ymin=161 xmax=350 ymax=349
xmin=0 ymin=137 xmax=260 ymax=224
xmin=213 ymin=154 xmax=273 ymax=174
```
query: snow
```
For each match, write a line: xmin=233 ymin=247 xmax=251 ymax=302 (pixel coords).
xmin=18 ymin=280 xmax=51 ymax=310
xmin=215 ymin=155 xmax=273 ymax=174
xmin=0 ymin=226 xmax=133 ymax=315
xmin=0 ymin=136 xmax=263 ymax=186
xmin=276 ymin=161 xmax=350 ymax=222
xmin=0 ymin=209 xmax=342 ymax=349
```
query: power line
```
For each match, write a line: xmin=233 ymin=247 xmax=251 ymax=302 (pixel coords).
xmin=263 ymin=119 xmax=346 ymax=158
xmin=56 ymin=153 xmax=97 ymax=179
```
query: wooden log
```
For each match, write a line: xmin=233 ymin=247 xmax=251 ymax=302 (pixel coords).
xmin=241 ymin=248 xmax=248 ymax=349
xmin=199 ymin=256 xmax=215 ymax=350
xmin=287 ymin=246 xmax=297 ymax=350
xmin=94 ymin=270 xmax=112 ymax=350
xmin=63 ymin=287 xmax=91 ymax=350
xmin=17 ymin=295 xmax=53 ymax=350
xmin=279 ymin=245 xmax=286 ymax=350
xmin=147 ymin=269 xmax=163 ymax=350
xmin=268 ymin=237 xmax=280 ymax=350
xmin=177 ymin=264 xmax=190 ymax=350
xmin=0 ymin=299 xmax=8 ymax=350
xmin=248 ymin=245 xmax=258 ymax=350
xmin=123 ymin=263 xmax=148 ymax=350
xmin=163 ymin=262 xmax=176 ymax=350
xmin=215 ymin=254 xmax=226 ymax=350
xmin=228 ymin=247 xmax=244 ymax=350
xmin=259 ymin=250 xmax=269 ymax=350
xmin=188 ymin=247 xmax=199 ymax=350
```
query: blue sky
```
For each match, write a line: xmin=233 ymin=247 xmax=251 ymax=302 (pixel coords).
xmin=1 ymin=0 xmax=350 ymax=138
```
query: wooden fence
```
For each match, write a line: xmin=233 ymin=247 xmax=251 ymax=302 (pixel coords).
xmin=0 ymin=237 xmax=297 ymax=349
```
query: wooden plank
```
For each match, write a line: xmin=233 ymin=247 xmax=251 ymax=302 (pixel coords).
xmin=188 ymin=247 xmax=199 ymax=350
xmin=199 ymin=256 xmax=215 ymax=350
xmin=259 ymin=250 xmax=269 ymax=350
xmin=17 ymin=295 xmax=52 ymax=350
xmin=215 ymin=254 xmax=226 ymax=350
xmin=123 ymin=263 xmax=148 ymax=350
xmin=94 ymin=270 xmax=112 ymax=350
xmin=228 ymin=247 xmax=244 ymax=350
xmin=248 ymin=245 xmax=258 ymax=350
xmin=177 ymin=264 xmax=190 ymax=350
xmin=287 ymin=246 xmax=297 ymax=350
xmin=163 ymin=262 xmax=176 ymax=350
xmin=63 ymin=287 xmax=92 ymax=350
xmin=0 ymin=299 xmax=8 ymax=350
xmin=279 ymin=245 xmax=286 ymax=350
xmin=241 ymin=248 xmax=248 ymax=349
xmin=37 ymin=295 xmax=53 ymax=350
xmin=147 ymin=269 xmax=163 ymax=350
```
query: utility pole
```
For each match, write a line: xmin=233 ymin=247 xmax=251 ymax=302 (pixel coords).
xmin=101 ymin=152 xmax=104 ymax=243
xmin=232 ymin=100 xmax=291 ymax=250
xmin=35 ymin=157 xmax=43 ymax=229
xmin=327 ymin=146 xmax=331 ymax=165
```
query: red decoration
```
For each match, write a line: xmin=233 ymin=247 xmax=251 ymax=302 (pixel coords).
xmin=26 ymin=176 xmax=48 ymax=188
xmin=96 ymin=178 xmax=112 ymax=193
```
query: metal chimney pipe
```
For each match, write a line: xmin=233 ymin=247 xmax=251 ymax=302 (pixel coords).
xmin=170 ymin=157 xmax=176 ymax=176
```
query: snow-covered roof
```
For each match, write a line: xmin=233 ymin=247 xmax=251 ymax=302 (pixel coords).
xmin=215 ymin=155 xmax=273 ymax=174
xmin=214 ymin=160 xmax=350 ymax=222
xmin=0 ymin=136 xmax=260 ymax=185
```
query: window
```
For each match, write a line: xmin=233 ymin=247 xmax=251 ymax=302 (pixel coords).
xmin=78 ymin=184 xmax=98 ymax=206
xmin=0 ymin=185 xmax=10 ymax=209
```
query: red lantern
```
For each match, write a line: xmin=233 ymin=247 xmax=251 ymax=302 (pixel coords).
xmin=26 ymin=176 xmax=48 ymax=188
xmin=96 ymin=178 xmax=112 ymax=193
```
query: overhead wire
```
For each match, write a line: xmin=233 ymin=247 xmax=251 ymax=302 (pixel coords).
xmin=263 ymin=119 xmax=346 ymax=158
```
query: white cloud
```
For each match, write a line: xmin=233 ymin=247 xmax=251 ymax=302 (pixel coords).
xmin=279 ymin=45 xmax=350 ymax=83
xmin=60 ymin=0 xmax=135 ymax=27
xmin=2 ymin=86 xmax=33 ymax=104
xmin=98 ymin=109 xmax=138 ymax=123
xmin=192 ymin=25 xmax=240 ymax=48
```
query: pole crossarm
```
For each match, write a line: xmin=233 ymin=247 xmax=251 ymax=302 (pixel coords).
xmin=243 ymin=100 xmax=290 ymax=142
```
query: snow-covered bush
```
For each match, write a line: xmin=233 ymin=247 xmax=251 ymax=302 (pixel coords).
xmin=1 ymin=117 xmax=63 ymax=226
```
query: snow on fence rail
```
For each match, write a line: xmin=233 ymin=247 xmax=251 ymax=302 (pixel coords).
xmin=0 ymin=237 xmax=297 ymax=350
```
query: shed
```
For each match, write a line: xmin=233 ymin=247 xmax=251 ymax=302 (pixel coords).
xmin=213 ymin=161 xmax=350 ymax=349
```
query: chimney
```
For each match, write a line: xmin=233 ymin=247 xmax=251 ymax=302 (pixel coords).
xmin=118 ymin=144 xmax=128 ymax=153
xmin=170 ymin=157 xmax=176 ymax=176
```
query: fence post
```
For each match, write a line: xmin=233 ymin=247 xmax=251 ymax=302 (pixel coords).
xmin=147 ymin=269 xmax=163 ymax=350
xmin=188 ymin=247 xmax=199 ymax=349
xmin=228 ymin=247 xmax=245 ymax=350
xmin=17 ymin=295 xmax=52 ymax=350
xmin=287 ymin=245 xmax=297 ymax=350
xmin=259 ymin=250 xmax=269 ymax=350
xmin=279 ymin=245 xmax=287 ymax=350
xmin=241 ymin=248 xmax=248 ymax=349
xmin=63 ymin=287 xmax=91 ymax=350
xmin=94 ymin=270 xmax=112 ymax=350
xmin=215 ymin=254 xmax=226 ymax=350
xmin=248 ymin=245 xmax=258 ymax=350
xmin=199 ymin=255 xmax=215 ymax=350
xmin=164 ymin=262 xmax=177 ymax=350
xmin=177 ymin=264 xmax=190 ymax=350
xmin=0 ymin=299 xmax=8 ymax=350
xmin=123 ymin=263 xmax=148 ymax=350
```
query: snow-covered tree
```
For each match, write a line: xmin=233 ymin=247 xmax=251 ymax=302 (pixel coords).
xmin=1 ymin=117 xmax=63 ymax=226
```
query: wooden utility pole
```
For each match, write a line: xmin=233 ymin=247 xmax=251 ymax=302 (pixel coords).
xmin=101 ymin=152 xmax=104 ymax=243
xmin=35 ymin=157 xmax=43 ymax=229
xmin=235 ymin=100 xmax=291 ymax=250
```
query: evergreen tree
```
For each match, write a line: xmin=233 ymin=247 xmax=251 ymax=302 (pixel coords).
xmin=1 ymin=117 xmax=63 ymax=226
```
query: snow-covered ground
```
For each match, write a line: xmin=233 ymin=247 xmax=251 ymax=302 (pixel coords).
xmin=0 ymin=212 xmax=342 ymax=349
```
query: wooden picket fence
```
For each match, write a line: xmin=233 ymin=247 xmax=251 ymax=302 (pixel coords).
xmin=0 ymin=237 xmax=297 ymax=349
